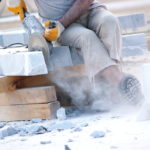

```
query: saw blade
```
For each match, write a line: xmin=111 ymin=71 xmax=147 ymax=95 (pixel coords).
xmin=28 ymin=32 xmax=52 ymax=68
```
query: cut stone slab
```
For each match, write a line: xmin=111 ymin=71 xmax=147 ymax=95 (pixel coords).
xmin=0 ymin=30 xmax=28 ymax=47
xmin=48 ymin=46 xmax=73 ymax=70
xmin=0 ymin=51 xmax=48 ymax=76
xmin=118 ymin=13 xmax=146 ymax=34
xmin=122 ymin=33 xmax=148 ymax=57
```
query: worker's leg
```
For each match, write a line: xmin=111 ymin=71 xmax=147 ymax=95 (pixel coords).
xmin=58 ymin=23 xmax=117 ymax=80
xmin=87 ymin=8 xmax=143 ymax=103
xmin=88 ymin=7 xmax=122 ymax=61
xmin=83 ymin=7 xmax=123 ymax=86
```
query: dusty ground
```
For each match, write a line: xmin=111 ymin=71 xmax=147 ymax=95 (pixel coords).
xmin=0 ymin=54 xmax=150 ymax=150
xmin=0 ymin=105 xmax=150 ymax=150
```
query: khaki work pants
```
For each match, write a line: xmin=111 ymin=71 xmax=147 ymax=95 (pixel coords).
xmin=58 ymin=7 xmax=122 ymax=79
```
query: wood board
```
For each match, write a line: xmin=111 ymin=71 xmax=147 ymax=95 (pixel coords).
xmin=0 ymin=86 xmax=57 ymax=106
xmin=0 ymin=101 xmax=60 ymax=121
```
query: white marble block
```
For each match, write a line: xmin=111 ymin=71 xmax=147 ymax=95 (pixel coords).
xmin=0 ymin=51 xmax=48 ymax=76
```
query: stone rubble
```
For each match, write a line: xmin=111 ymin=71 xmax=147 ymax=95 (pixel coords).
xmin=0 ymin=126 xmax=17 ymax=139
xmin=31 ymin=118 xmax=43 ymax=123
xmin=90 ymin=131 xmax=105 ymax=138
xmin=40 ymin=141 xmax=51 ymax=145
xmin=0 ymin=122 xmax=6 ymax=129
xmin=56 ymin=107 xmax=67 ymax=120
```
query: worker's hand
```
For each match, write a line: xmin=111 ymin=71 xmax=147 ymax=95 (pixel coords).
xmin=7 ymin=0 xmax=27 ymax=21
xmin=43 ymin=20 xmax=65 ymax=41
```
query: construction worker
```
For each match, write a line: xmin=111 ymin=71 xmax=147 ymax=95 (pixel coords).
xmin=4 ymin=0 xmax=143 ymax=104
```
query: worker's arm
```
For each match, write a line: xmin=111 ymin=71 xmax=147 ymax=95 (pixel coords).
xmin=59 ymin=0 xmax=94 ymax=27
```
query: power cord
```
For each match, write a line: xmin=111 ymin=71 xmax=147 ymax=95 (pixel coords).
xmin=0 ymin=43 xmax=28 ymax=49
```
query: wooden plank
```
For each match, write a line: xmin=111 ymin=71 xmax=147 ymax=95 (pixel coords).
xmin=16 ymin=65 xmax=86 ymax=89
xmin=0 ymin=65 xmax=85 ymax=93
xmin=0 ymin=76 xmax=23 ymax=93
xmin=0 ymin=86 xmax=57 ymax=106
xmin=0 ymin=101 xmax=60 ymax=121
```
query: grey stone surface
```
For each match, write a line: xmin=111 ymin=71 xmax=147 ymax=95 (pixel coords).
xmin=0 ymin=127 xmax=17 ymax=139
xmin=0 ymin=51 xmax=48 ymax=76
xmin=118 ymin=13 xmax=146 ymax=31
xmin=31 ymin=118 xmax=42 ymax=123
xmin=56 ymin=107 xmax=67 ymax=120
xmin=122 ymin=33 xmax=148 ymax=57
xmin=47 ymin=121 xmax=75 ymax=131
xmin=90 ymin=131 xmax=105 ymax=138
xmin=48 ymin=46 xmax=73 ymax=70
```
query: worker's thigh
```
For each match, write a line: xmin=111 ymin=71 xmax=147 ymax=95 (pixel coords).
xmin=58 ymin=23 xmax=117 ymax=76
xmin=87 ymin=7 xmax=122 ymax=61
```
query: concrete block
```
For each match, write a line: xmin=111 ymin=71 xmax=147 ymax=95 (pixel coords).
xmin=118 ymin=13 xmax=146 ymax=31
xmin=0 ymin=51 xmax=48 ymax=76
xmin=122 ymin=33 xmax=148 ymax=57
xmin=48 ymin=46 xmax=73 ymax=70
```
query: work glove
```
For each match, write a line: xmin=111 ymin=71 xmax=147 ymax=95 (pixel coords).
xmin=7 ymin=0 xmax=27 ymax=21
xmin=43 ymin=20 xmax=65 ymax=41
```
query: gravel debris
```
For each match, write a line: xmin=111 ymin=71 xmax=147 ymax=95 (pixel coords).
xmin=40 ymin=141 xmax=51 ymax=144
xmin=90 ymin=131 xmax=105 ymax=138
xmin=31 ymin=118 xmax=42 ymax=123
xmin=57 ymin=107 xmax=67 ymax=120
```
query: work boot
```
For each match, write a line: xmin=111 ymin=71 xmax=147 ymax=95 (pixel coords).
xmin=119 ymin=75 xmax=144 ymax=104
